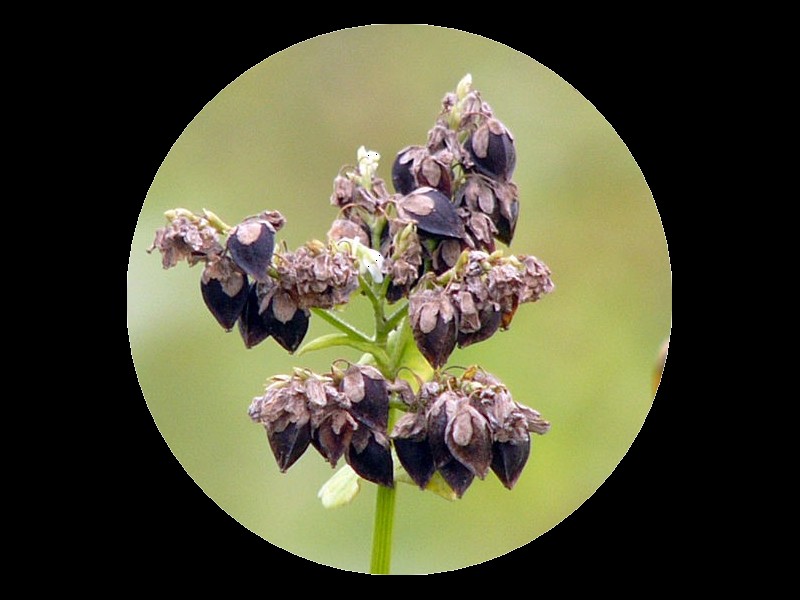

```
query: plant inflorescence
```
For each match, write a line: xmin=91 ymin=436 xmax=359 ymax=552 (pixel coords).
xmin=149 ymin=74 xmax=554 ymax=571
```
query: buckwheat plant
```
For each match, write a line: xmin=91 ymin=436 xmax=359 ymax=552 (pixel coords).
xmin=149 ymin=75 xmax=554 ymax=573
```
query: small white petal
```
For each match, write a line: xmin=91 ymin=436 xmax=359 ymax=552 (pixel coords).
xmin=318 ymin=465 xmax=361 ymax=509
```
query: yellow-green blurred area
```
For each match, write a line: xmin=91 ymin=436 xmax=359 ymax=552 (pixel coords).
xmin=127 ymin=26 xmax=671 ymax=574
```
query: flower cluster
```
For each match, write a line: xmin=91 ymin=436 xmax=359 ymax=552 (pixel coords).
xmin=248 ymin=365 xmax=394 ymax=487
xmin=391 ymin=367 xmax=550 ymax=497
xmin=150 ymin=75 xmax=554 ymax=499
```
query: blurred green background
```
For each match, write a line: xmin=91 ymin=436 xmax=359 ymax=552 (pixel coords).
xmin=127 ymin=25 xmax=670 ymax=574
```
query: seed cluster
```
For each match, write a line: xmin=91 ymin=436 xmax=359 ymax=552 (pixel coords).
xmin=392 ymin=368 xmax=550 ymax=497
xmin=150 ymin=76 xmax=554 ymax=497
xmin=149 ymin=210 xmax=359 ymax=353
xmin=248 ymin=365 xmax=394 ymax=487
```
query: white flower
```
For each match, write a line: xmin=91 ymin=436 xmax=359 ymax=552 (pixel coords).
xmin=336 ymin=237 xmax=385 ymax=284
xmin=356 ymin=145 xmax=381 ymax=182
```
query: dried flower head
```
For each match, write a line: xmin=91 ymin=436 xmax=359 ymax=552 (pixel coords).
xmin=486 ymin=253 xmax=555 ymax=327
xmin=149 ymin=211 xmax=223 ymax=269
xmin=273 ymin=241 xmax=360 ymax=311
xmin=383 ymin=219 xmax=424 ymax=303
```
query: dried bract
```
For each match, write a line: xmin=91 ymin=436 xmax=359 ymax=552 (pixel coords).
xmin=327 ymin=219 xmax=370 ymax=247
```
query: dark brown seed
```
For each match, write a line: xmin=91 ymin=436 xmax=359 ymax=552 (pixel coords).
xmin=393 ymin=437 xmax=435 ymax=490
xmin=438 ymin=458 xmax=475 ymax=498
xmin=226 ymin=220 xmax=275 ymax=281
xmin=464 ymin=119 xmax=516 ymax=181
xmin=265 ymin=302 xmax=310 ymax=353
xmin=343 ymin=366 xmax=389 ymax=431
xmin=445 ymin=402 xmax=492 ymax=479
xmin=238 ymin=284 xmax=271 ymax=348
xmin=410 ymin=290 xmax=458 ymax=370
xmin=490 ymin=439 xmax=531 ymax=490
xmin=426 ymin=395 xmax=452 ymax=469
xmin=413 ymin=313 xmax=457 ymax=370
xmin=346 ymin=431 xmax=394 ymax=488
xmin=397 ymin=187 xmax=465 ymax=240
xmin=200 ymin=272 xmax=249 ymax=331
xmin=311 ymin=411 xmax=356 ymax=467
xmin=495 ymin=195 xmax=519 ymax=246
xmin=267 ymin=421 xmax=312 ymax=472
xmin=391 ymin=149 xmax=419 ymax=195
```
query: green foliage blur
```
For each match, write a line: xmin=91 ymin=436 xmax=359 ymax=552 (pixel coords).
xmin=127 ymin=25 xmax=671 ymax=574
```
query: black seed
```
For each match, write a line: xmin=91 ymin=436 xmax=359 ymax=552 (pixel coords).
xmin=237 ymin=284 xmax=271 ymax=348
xmin=426 ymin=399 xmax=451 ymax=469
xmin=226 ymin=220 xmax=275 ymax=281
xmin=465 ymin=121 xmax=516 ymax=181
xmin=393 ymin=438 xmax=435 ymax=489
xmin=438 ymin=458 xmax=475 ymax=498
xmin=495 ymin=198 xmax=519 ymax=246
xmin=266 ymin=304 xmax=310 ymax=353
xmin=200 ymin=274 xmax=249 ymax=331
xmin=312 ymin=418 xmax=353 ymax=467
xmin=490 ymin=439 xmax=531 ymax=490
xmin=267 ymin=421 xmax=312 ymax=472
xmin=398 ymin=187 xmax=465 ymax=240
xmin=346 ymin=433 xmax=394 ymax=488
xmin=348 ymin=371 xmax=389 ymax=431
xmin=391 ymin=152 xmax=417 ymax=195
xmin=413 ymin=312 xmax=457 ymax=369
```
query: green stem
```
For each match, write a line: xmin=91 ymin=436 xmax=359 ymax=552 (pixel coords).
xmin=384 ymin=302 xmax=408 ymax=336
xmin=309 ymin=307 xmax=372 ymax=343
xmin=370 ymin=482 xmax=396 ymax=575
xmin=367 ymin=281 xmax=403 ymax=574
